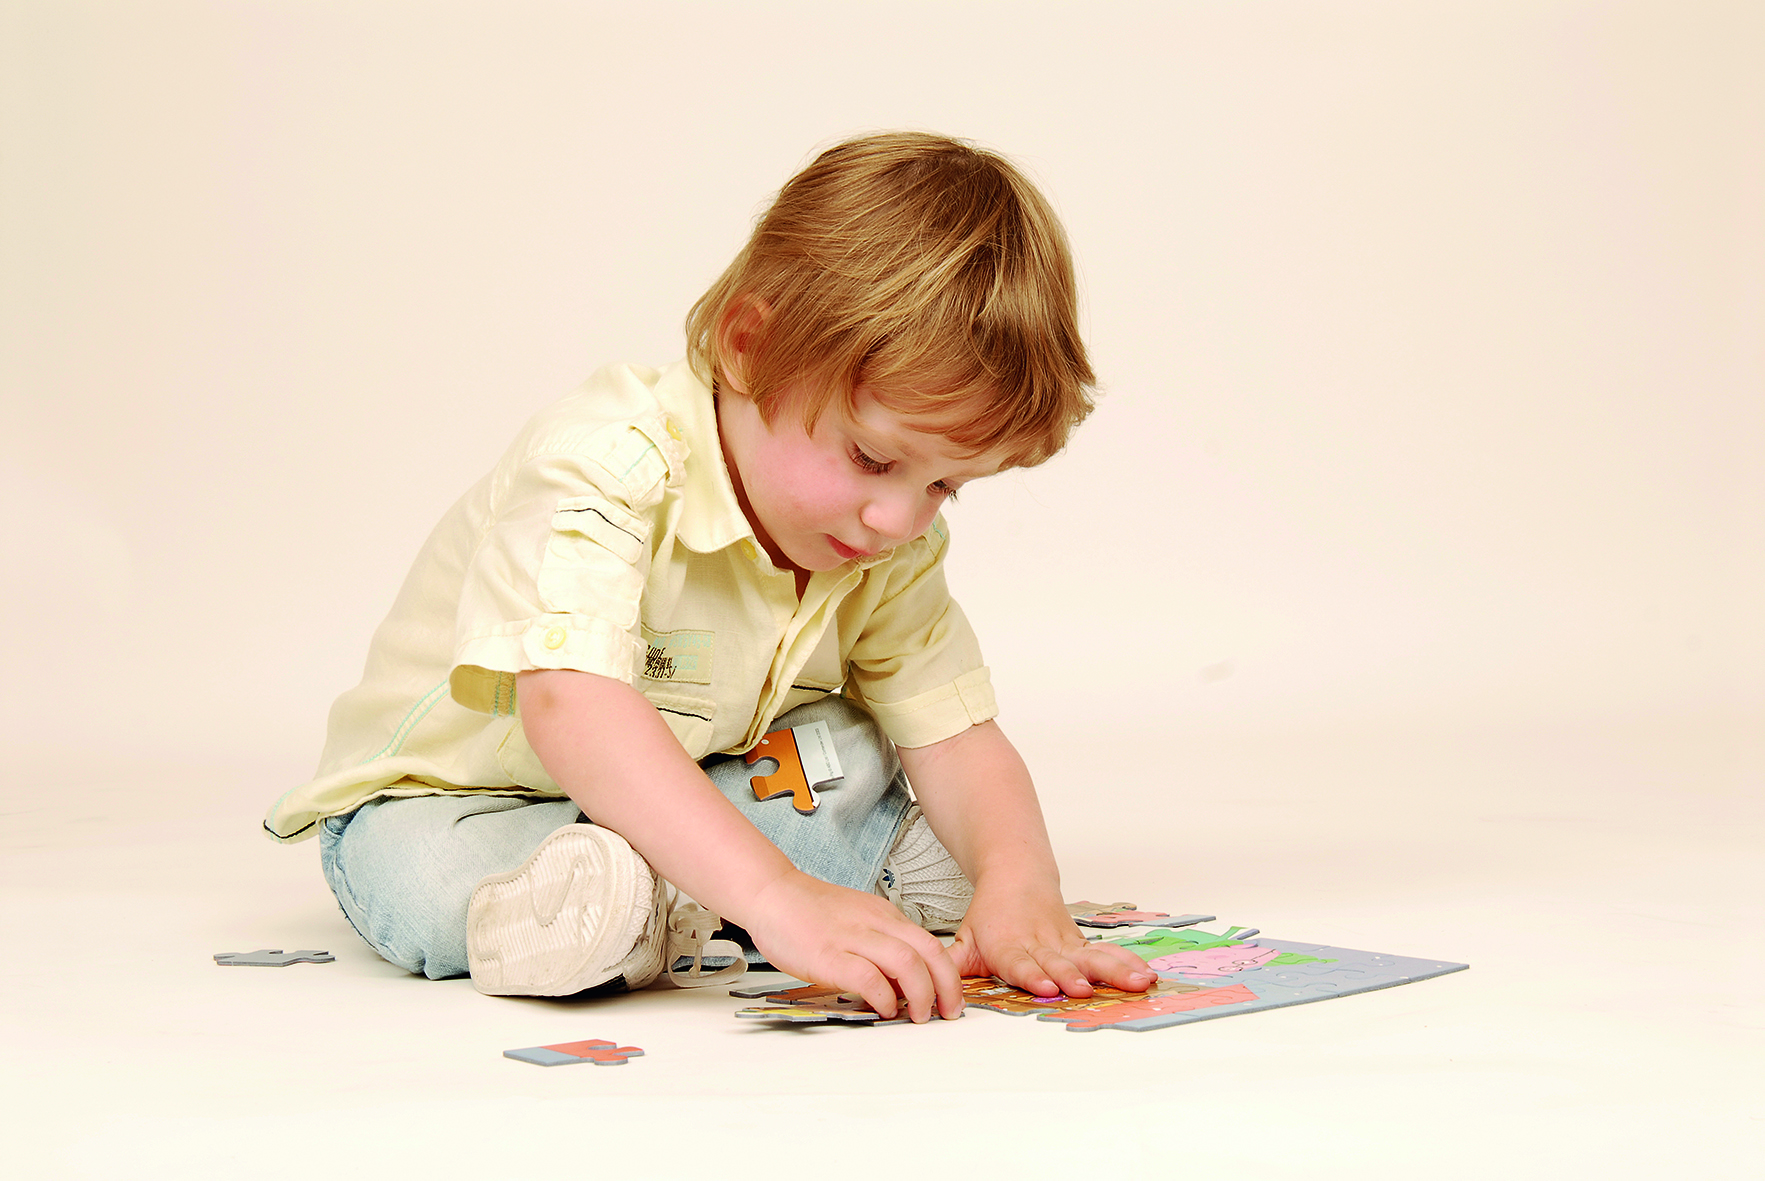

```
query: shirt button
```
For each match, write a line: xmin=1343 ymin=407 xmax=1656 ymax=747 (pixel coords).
xmin=543 ymin=626 xmax=567 ymax=650
xmin=664 ymin=418 xmax=683 ymax=441
xmin=740 ymin=540 xmax=758 ymax=561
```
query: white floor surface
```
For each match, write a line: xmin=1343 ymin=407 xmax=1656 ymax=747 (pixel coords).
xmin=4 ymin=715 xmax=1757 ymax=1179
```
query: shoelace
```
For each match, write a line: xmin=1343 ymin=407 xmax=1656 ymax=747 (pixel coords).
xmin=662 ymin=898 xmax=748 ymax=988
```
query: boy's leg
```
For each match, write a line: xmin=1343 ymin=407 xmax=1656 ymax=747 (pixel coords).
xmin=319 ymin=793 xmax=583 ymax=980
xmin=700 ymin=696 xmax=974 ymax=935
xmin=322 ymin=793 xmax=737 ymax=995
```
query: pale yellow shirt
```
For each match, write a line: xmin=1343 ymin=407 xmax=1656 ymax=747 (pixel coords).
xmin=264 ymin=361 xmax=996 ymax=843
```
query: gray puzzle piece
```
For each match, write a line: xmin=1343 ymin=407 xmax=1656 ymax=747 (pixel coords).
xmin=214 ymin=949 xmax=335 ymax=967
xmin=729 ymin=977 xmax=815 ymax=998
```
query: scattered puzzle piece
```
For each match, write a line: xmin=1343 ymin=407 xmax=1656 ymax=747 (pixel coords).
xmin=504 ymin=1039 xmax=644 ymax=1066
xmin=213 ymin=949 xmax=334 ymax=967
xmin=1065 ymin=901 xmax=1216 ymax=929
xmin=744 ymin=720 xmax=844 ymax=815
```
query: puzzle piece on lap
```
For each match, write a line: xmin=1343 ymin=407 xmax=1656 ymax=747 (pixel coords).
xmin=504 ymin=1038 xmax=644 ymax=1066
xmin=744 ymin=721 xmax=843 ymax=815
xmin=1065 ymin=901 xmax=1216 ymax=929
xmin=214 ymin=949 xmax=334 ymax=967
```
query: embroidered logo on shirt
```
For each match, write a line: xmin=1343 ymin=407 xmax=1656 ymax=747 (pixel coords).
xmin=640 ymin=626 xmax=715 ymax=685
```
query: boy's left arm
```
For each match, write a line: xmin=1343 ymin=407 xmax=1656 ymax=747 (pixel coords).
xmin=895 ymin=720 xmax=1155 ymax=997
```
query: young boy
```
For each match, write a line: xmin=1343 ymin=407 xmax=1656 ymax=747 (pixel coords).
xmin=265 ymin=132 xmax=1154 ymax=1022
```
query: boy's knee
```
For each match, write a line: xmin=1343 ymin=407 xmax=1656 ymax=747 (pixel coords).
xmin=773 ymin=696 xmax=901 ymax=791
xmin=321 ymin=794 xmax=583 ymax=978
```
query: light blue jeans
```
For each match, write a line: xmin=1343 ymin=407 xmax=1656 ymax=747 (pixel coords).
xmin=319 ymin=697 xmax=913 ymax=980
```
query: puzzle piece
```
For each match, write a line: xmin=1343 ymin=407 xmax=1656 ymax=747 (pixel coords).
xmin=1147 ymin=943 xmax=1280 ymax=977
xmin=961 ymin=976 xmax=1205 ymax=1016
xmin=744 ymin=720 xmax=844 ymax=815
xmin=503 ymin=1038 xmax=644 ymax=1067
xmin=736 ymin=985 xmax=909 ymax=1024
xmin=1040 ymin=983 xmax=1258 ymax=1031
xmin=213 ymin=949 xmax=334 ymax=967
xmin=1065 ymin=901 xmax=1215 ymax=929
xmin=1107 ymin=929 xmax=1239 ymax=959
xmin=736 ymin=1004 xmax=897 ymax=1024
xmin=732 ymin=978 xmax=952 ymax=1025
xmin=729 ymin=977 xmax=816 ymax=998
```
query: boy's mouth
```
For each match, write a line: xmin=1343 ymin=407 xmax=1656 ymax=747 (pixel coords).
xmin=828 ymin=536 xmax=874 ymax=561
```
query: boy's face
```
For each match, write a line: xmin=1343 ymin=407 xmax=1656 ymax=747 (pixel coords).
xmin=717 ymin=381 xmax=1003 ymax=575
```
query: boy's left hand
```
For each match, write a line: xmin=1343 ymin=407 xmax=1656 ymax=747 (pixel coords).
xmin=944 ymin=885 xmax=1155 ymax=998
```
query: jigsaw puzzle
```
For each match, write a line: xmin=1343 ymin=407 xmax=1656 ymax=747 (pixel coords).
xmin=1065 ymin=902 xmax=1215 ymax=929
xmin=503 ymin=1039 xmax=644 ymax=1066
xmin=1043 ymin=927 xmax=1468 ymax=1031
xmin=743 ymin=720 xmax=844 ymax=815
xmin=213 ymin=949 xmax=334 ymax=967
xmin=729 ymin=920 xmax=1466 ymax=1034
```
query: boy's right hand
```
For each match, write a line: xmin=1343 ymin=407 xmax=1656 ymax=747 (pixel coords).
xmin=741 ymin=870 xmax=965 ymax=1024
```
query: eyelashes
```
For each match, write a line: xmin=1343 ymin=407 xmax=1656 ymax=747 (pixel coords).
xmin=849 ymin=445 xmax=959 ymax=499
xmin=850 ymin=445 xmax=890 ymax=474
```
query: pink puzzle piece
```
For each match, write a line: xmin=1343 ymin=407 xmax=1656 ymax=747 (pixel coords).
xmin=503 ymin=1039 xmax=644 ymax=1066
xmin=1064 ymin=901 xmax=1215 ymax=929
xmin=1148 ymin=944 xmax=1279 ymax=977
xmin=1040 ymin=983 xmax=1256 ymax=1031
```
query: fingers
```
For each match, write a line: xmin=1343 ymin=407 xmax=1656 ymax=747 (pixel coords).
xmin=828 ymin=923 xmax=959 ymax=1022
xmin=750 ymin=882 xmax=963 ymax=1023
xmin=990 ymin=932 xmax=1158 ymax=998
xmin=1071 ymin=941 xmax=1158 ymax=992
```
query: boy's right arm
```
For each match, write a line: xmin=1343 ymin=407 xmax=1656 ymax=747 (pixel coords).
xmin=515 ymin=668 xmax=964 ymax=1022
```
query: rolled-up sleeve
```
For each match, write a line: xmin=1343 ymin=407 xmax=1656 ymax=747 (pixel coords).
xmin=448 ymin=419 xmax=679 ymax=714
xmin=843 ymin=517 xmax=997 ymax=748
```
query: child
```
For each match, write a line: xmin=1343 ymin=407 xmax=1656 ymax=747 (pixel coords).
xmin=265 ymin=131 xmax=1155 ymax=1022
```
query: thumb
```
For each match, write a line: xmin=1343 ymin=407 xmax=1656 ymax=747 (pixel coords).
xmin=946 ymin=925 xmax=990 ymax=978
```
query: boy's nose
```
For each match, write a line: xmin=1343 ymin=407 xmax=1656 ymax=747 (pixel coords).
xmin=860 ymin=493 xmax=919 ymax=545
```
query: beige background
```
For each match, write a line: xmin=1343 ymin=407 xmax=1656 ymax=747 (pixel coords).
xmin=2 ymin=2 xmax=1759 ymax=1177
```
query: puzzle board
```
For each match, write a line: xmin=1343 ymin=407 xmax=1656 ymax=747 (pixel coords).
xmin=1036 ymin=934 xmax=1467 ymax=1032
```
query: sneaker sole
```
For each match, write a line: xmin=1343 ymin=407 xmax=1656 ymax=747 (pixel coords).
xmin=466 ymin=824 xmax=660 ymax=996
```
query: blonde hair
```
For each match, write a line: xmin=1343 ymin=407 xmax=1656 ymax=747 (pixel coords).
xmin=685 ymin=131 xmax=1095 ymax=468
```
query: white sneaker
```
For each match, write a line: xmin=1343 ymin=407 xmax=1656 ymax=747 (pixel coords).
xmin=877 ymin=806 xmax=974 ymax=934
xmin=467 ymin=823 xmax=746 ymax=996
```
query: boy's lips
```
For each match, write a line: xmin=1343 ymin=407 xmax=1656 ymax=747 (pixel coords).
xmin=828 ymin=536 xmax=875 ymax=561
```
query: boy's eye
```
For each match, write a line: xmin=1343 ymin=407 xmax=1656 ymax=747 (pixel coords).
xmin=850 ymin=445 xmax=892 ymax=475
xmin=851 ymin=444 xmax=959 ymax=500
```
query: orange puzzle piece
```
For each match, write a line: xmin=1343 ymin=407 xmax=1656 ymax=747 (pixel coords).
xmin=1038 ymin=983 xmax=1257 ymax=1031
xmin=744 ymin=721 xmax=842 ymax=815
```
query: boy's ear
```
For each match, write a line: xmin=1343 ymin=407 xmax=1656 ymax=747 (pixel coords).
xmin=716 ymin=295 xmax=771 ymax=395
